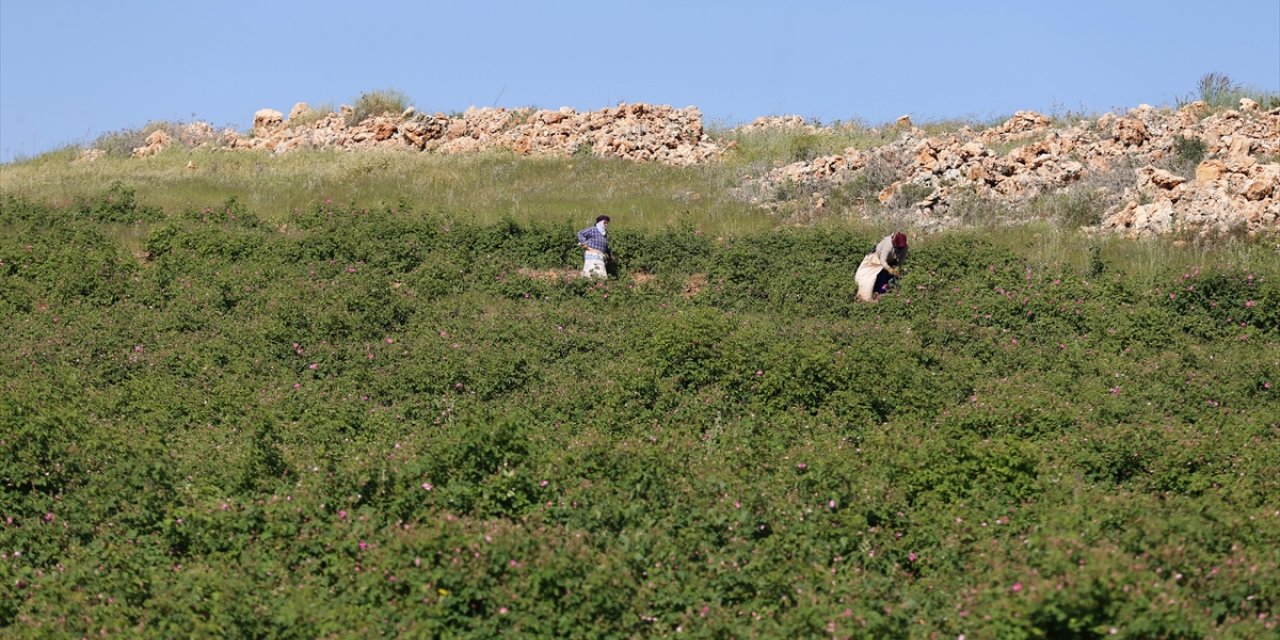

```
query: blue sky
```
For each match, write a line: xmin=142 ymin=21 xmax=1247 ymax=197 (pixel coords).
xmin=2 ymin=0 xmax=1277 ymax=162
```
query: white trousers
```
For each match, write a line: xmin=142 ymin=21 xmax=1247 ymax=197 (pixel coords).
xmin=583 ymin=255 xmax=607 ymax=278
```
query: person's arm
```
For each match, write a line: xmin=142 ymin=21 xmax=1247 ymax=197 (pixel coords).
xmin=884 ymin=248 xmax=905 ymax=276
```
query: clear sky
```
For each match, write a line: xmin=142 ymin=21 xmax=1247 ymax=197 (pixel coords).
xmin=2 ymin=0 xmax=1277 ymax=162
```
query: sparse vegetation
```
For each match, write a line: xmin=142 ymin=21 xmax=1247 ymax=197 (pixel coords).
xmin=1026 ymin=185 xmax=1105 ymax=228
xmin=826 ymin=155 xmax=899 ymax=212
xmin=288 ymin=102 xmax=336 ymax=128
xmin=347 ymin=88 xmax=412 ymax=126
xmin=1197 ymin=71 xmax=1242 ymax=109
xmin=711 ymin=120 xmax=899 ymax=169
xmin=1178 ymin=71 xmax=1280 ymax=112
xmin=90 ymin=121 xmax=178 ymax=157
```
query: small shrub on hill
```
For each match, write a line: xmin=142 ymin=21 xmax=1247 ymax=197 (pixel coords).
xmin=347 ymin=88 xmax=412 ymax=126
xmin=1172 ymin=134 xmax=1208 ymax=166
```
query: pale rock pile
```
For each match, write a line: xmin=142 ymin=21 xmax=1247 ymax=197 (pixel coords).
xmin=220 ymin=102 xmax=721 ymax=166
xmin=750 ymin=100 xmax=1280 ymax=237
xmin=1102 ymin=153 xmax=1279 ymax=237
xmin=737 ymin=115 xmax=818 ymax=133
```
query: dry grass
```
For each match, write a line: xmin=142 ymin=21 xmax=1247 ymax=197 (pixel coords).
xmin=0 ymin=147 xmax=778 ymax=236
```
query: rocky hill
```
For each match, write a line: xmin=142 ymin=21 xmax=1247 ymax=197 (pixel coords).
xmin=748 ymin=102 xmax=1279 ymax=238
xmin=84 ymin=98 xmax=1279 ymax=238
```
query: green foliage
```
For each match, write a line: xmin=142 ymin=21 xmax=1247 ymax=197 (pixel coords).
xmin=1 ymin=197 xmax=1278 ymax=637
xmin=1173 ymin=134 xmax=1208 ymax=165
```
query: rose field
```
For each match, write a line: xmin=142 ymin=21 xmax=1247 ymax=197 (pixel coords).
xmin=1 ymin=163 xmax=1278 ymax=637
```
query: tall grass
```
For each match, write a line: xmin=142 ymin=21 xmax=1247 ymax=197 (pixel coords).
xmin=989 ymin=223 xmax=1279 ymax=291
xmin=1178 ymin=71 xmax=1280 ymax=112
xmin=711 ymin=122 xmax=901 ymax=169
xmin=0 ymin=148 xmax=778 ymax=236
xmin=347 ymin=88 xmax=413 ymax=125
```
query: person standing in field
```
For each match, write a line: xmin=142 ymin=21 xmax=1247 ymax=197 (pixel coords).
xmin=576 ymin=215 xmax=611 ymax=278
xmin=856 ymin=231 xmax=908 ymax=301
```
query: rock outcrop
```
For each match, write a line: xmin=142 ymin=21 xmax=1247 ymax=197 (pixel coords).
xmin=748 ymin=100 xmax=1280 ymax=237
xmin=217 ymin=102 xmax=721 ymax=166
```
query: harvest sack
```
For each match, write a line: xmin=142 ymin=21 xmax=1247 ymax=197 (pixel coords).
xmin=855 ymin=251 xmax=887 ymax=301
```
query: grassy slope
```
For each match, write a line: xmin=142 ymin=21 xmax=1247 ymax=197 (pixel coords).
xmin=1 ymin=147 xmax=782 ymax=235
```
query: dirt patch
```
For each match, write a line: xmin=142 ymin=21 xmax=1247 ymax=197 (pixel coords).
xmin=682 ymin=273 xmax=707 ymax=297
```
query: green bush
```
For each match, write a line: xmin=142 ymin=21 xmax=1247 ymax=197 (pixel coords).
xmin=1172 ymin=134 xmax=1208 ymax=165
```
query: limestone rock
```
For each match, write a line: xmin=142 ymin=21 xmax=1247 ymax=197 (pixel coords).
xmin=254 ymin=108 xmax=284 ymax=133
xmin=1244 ymin=176 xmax=1275 ymax=201
xmin=1196 ymin=160 xmax=1226 ymax=183
xmin=1140 ymin=166 xmax=1187 ymax=191
xmin=132 ymin=129 xmax=172 ymax=158
xmin=1114 ymin=117 xmax=1149 ymax=146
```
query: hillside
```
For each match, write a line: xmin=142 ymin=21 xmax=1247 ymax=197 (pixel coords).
xmin=1 ymin=86 xmax=1279 ymax=637
xmin=32 ymin=93 xmax=1280 ymax=240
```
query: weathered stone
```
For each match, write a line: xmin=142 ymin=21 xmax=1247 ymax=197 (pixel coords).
xmin=1196 ymin=160 xmax=1226 ymax=183
xmin=254 ymin=108 xmax=284 ymax=132
xmin=372 ymin=120 xmax=397 ymax=141
xmin=1244 ymin=178 xmax=1274 ymax=201
xmin=1132 ymin=200 xmax=1175 ymax=235
xmin=131 ymin=129 xmax=172 ymax=158
xmin=1140 ymin=166 xmax=1187 ymax=190
xmin=288 ymin=102 xmax=309 ymax=121
xmin=1227 ymin=136 xmax=1254 ymax=161
xmin=741 ymin=115 xmax=813 ymax=131
xmin=1114 ymin=118 xmax=1149 ymax=146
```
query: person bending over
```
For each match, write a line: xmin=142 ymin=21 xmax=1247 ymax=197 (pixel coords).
xmin=856 ymin=231 xmax=908 ymax=301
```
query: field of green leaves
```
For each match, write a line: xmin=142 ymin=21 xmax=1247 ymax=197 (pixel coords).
xmin=1 ymin=178 xmax=1278 ymax=638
